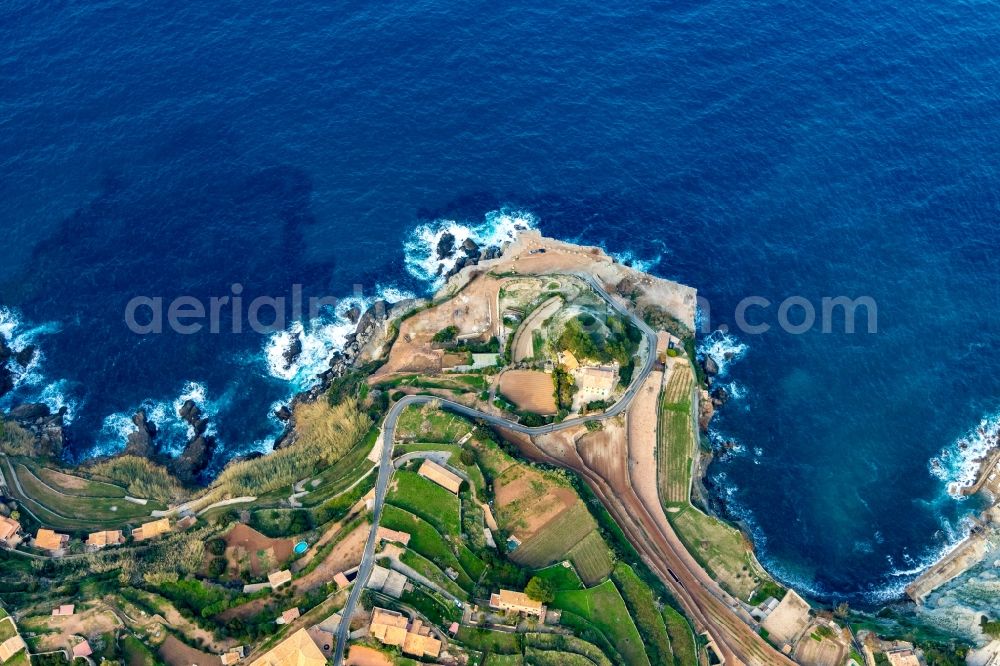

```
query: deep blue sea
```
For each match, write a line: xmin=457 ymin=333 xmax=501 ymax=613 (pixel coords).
xmin=2 ymin=0 xmax=999 ymax=604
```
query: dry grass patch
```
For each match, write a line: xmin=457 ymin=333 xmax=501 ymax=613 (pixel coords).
xmin=566 ymin=530 xmax=615 ymax=584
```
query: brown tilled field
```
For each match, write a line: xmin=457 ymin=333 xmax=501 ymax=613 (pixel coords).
xmin=499 ymin=370 xmax=557 ymax=415
xmin=224 ymin=523 xmax=293 ymax=576
xmin=159 ymin=636 xmax=219 ymax=666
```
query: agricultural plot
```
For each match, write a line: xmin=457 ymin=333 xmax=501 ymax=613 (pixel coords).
xmin=662 ymin=605 xmax=697 ymax=666
xmin=386 ymin=470 xmax=461 ymax=536
xmin=508 ymin=503 xmax=595 ymax=569
xmin=394 ymin=405 xmax=472 ymax=443
xmin=393 ymin=442 xmax=487 ymax=496
xmin=456 ymin=627 xmax=522 ymax=654
xmin=379 ymin=505 xmax=479 ymax=592
xmin=668 ymin=504 xmax=766 ymax=599
xmin=399 ymin=549 xmax=468 ymax=600
xmin=4 ymin=458 xmax=159 ymax=529
xmin=658 ymin=361 xmax=695 ymax=505
xmin=498 ymin=370 xmax=557 ymax=415
xmin=612 ymin=564 xmax=673 ymax=666
xmin=523 ymin=649 xmax=593 ymax=666
xmin=532 ymin=563 xmax=583 ymax=591
xmin=33 ymin=465 xmax=127 ymax=498
xmin=525 ymin=633 xmax=613 ymax=666
xmin=565 ymin=531 xmax=615 ymax=585
xmin=553 ymin=580 xmax=650 ymax=666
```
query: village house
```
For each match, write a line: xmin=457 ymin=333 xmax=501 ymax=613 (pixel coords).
xmin=34 ymin=528 xmax=69 ymax=553
xmin=51 ymin=604 xmax=75 ymax=617
xmin=267 ymin=569 xmax=292 ymax=590
xmin=248 ymin=628 xmax=325 ymax=666
xmin=368 ymin=607 xmax=442 ymax=659
xmin=417 ymin=459 xmax=463 ymax=494
xmin=574 ymin=365 xmax=617 ymax=401
xmin=72 ymin=640 xmax=93 ymax=659
xmin=886 ymin=649 xmax=921 ymax=666
xmin=489 ymin=589 xmax=546 ymax=619
xmin=86 ymin=530 xmax=125 ymax=549
xmin=131 ymin=518 xmax=170 ymax=542
xmin=0 ymin=516 xmax=22 ymax=548
xmin=277 ymin=607 xmax=300 ymax=625
xmin=376 ymin=526 xmax=411 ymax=547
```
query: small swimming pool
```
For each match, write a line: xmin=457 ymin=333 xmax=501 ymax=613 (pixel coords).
xmin=294 ymin=540 xmax=308 ymax=555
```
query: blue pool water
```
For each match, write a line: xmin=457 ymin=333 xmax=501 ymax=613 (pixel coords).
xmin=294 ymin=541 xmax=308 ymax=555
xmin=1 ymin=0 xmax=999 ymax=603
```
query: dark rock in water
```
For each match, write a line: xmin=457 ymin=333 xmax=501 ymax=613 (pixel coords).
xmin=283 ymin=334 xmax=303 ymax=369
xmin=0 ymin=337 xmax=10 ymax=362
xmin=125 ymin=410 xmax=157 ymax=458
xmin=13 ymin=345 xmax=35 ymax=368
xmin=8 ymin=403 xmax=51 ymax=422
xmin=275 ymin=405 xmax=292 ymax=421
xmin=437 ymin=231 xmax=456 ymax=260
xmin=178 ymin=399 xmax=200 ymax=423
xmin=345 ymin=305 xmax=361 ymax=325
xmin=174 ymin=435 xmax=213 ymax=483
xmin=702 ymin=355 xmax=719 ymax=377
xmin=462 ymin=237 xmax=479 ymax=255
xmin=0 ymin=369 xmax=13 ymax=400
xmin=710 ymin=386 xmax=730 ymax=407
xmin=193 ymin=417 xmax=210 ymax=436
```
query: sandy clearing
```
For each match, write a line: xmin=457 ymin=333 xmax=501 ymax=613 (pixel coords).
xmin=346 ymin=645 xmax=394 ymax=666
xmin=512 ymin=296 xmax=562 ymax=362
xmin=29 ymin=608 xmax=122 ymax=653
xmin=39 ymin=467 xmax=91 ymax=491
xmin=498 ymin=370 xmax=557 ymax=415
xmin=494 ymin=464 xmax=576 ymax=540
xmin=626 ymin=371 xmax=663 ymax=513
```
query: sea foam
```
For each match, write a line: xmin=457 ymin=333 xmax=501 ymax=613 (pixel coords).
xmin=697 ymin=329 xmax=749 ymax=378
xmin=403 ymin=208 xmax=537 ymax=288
xmin=929 ymin=411 xmax=1000 ymax=498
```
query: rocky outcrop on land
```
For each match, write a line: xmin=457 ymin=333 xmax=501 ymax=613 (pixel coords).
xmin=7 ymin=403 xmax=66 ymax=457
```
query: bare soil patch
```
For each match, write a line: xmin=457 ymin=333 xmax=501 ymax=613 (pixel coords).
xmin=499 ymin=370 xmax=557 ymax=415
xmin=224 ymin=523 xmax=293 ymax=576
xmin=494 ymin=465 xmax=576 ymax=540
xmin=346 ymin=645 xmax=394 ymax=666
xmin=158 ymin=635 xmax=219 ymax=666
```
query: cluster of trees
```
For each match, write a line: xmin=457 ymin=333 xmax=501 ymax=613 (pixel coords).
xmin=552 ymin=367 xmax=576 ymax=411
xmin=557 ymin=314 xmax=641 ymax=367
xmin=432 ymin=325 xmax=460 ymax=343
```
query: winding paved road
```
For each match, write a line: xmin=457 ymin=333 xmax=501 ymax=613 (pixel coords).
xmin=332 ymin=276 xmax=790 ymax=666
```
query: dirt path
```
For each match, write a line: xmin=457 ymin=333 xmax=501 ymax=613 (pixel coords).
xmin=512 ymin=296 xmax=561 ymax=362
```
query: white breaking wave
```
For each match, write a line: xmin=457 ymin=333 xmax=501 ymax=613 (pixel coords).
xmin=403 ymin=208 xmax=537 ymax=288
xmin=697 ymin=329 xmax=749 ymax=378
xmin=95 ymin=380 xmax=226 ymax=457
xmin=929 ymin=411 xmax=1000 ymax=498
xmin=263 ymin=283 xmax=415 ymax=393
xmin=0 ymin=306 xmax=74 ymax=413
xmin=608 ymin=249 xmax=662 ymax=273
xmin=38 ymin=379 xmax=81 ymax=425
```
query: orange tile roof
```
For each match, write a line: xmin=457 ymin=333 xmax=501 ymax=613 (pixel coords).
xmin=490 ymin=589 xmax=545 ymax=616
xmin=268 ymin=570 xmax=292 ymax=588
xmin=0 ymin=516 xmax=20 ymax=543
xmin=132 ymin=518 xmax=170 ymax=541
xmin=0 ymin=635 xmax=26 ymax=663
xmin=86 ymin=530 xmax=124 ymax=548
xmin=376 ymin=526 xmax=411 ymax=546
xmin=417 ymin=459 xmax=463 ymax=494
xmin=248 ymin=629 xmax=325 ymax=666
xmin=35 ymin=528 xmax=68 ymax=551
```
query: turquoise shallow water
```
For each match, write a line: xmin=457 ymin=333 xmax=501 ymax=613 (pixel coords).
xmin=0 ymin=0 xmax=998 ymax=602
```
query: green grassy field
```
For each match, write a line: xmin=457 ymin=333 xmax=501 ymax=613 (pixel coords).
xmin=523 ymin=649 xmax=594 ymax=666
xmin=121 ymin=635 xmax=158 ymax=666
xmin=532 ymin=563 xmax=583 ymax=591
xmin=15 ymin=462 xmax=157 ymax=521
xmin=658 ymin=361 xmax=695 ymax=506
xmin=393 ymin=442 xmax=487 ymax=496
xmin=668 ymin=504 xmax=766 ymax=599
xmin=31 ymin=464 xmax=127 ymax=498
xmin=387 ymin=470 xmax=461 ymax=535
xmin=483 ymin=654 xmax=524 ymax=666
xmin=394 ymin=404 xmax=475 ymax=442
xmin=565 ymin=531 xmax=615 ymax=585
xmin=525 ymin=632 xmax=612 ymax=666
xmin=0 ymin=616 xmax=17 ymax=642
xmin=612 ymin=564 xmax=673 ymax=666
xmin=399 ymin=549 xmax=469 ymax=600
xmin=662 ymin=605 xmax=698 ymax=666
xmin=456 ymin=627 xmax=522 ymax=654
xmin=379 ymin=505 xmax=478 ymax=591
xmin=553 ymin=580 xmax=650 ymax=666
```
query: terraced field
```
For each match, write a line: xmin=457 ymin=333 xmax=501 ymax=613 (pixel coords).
xmin=552 ymin=580 xmax=650 ymax=666
xmin=657 ymin=361 xmax=695 ymax=505
xmin=565 ymin=531 xmax=615 ymax=585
